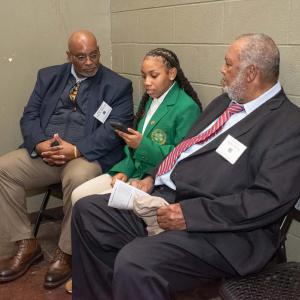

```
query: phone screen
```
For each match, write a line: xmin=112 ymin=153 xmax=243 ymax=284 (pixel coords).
xmin=110 ymin=121 xmax=130 ymax=134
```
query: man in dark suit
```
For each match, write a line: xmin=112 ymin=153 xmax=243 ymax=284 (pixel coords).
xmin=0 ymin=30 xmax=133 ymax=288
xmin=71 ymin=33 xmax=300 ymax=300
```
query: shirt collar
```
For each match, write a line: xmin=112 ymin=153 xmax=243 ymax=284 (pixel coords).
xmin=152 ymin=82 xmax=175 ymax=104
xmin=233 ymin=81 xmax=282 ymax=115
xmin=71 ymin=65 xmax=87 ymax=83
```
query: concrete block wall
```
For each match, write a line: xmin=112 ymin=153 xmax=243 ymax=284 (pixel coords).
xmin=110 ymin=0 xmax=300 ymax=261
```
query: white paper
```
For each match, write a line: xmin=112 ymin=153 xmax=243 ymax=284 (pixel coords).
xmin=93 ymin=101 xmax=112 ymax=123
xmin=108 ymin=179 xmax=149 ymax=210
xmin=216 ymin=134 xmax=247 ymax=164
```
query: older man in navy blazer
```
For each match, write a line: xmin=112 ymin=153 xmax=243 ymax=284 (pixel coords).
xmin=0 ymin=30 xmax=133 ymax=288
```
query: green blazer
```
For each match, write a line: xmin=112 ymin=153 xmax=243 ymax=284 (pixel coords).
xmin=109 ymin=82 xmax=201 ymax=178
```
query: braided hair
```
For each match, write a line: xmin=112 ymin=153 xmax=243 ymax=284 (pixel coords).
xmin=134 ymin=48 xmax=202 ymax=128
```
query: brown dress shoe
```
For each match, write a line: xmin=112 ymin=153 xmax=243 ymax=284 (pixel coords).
xmin=44 ymin=248 xmax=71 ymax=289
xmin=0 ymin=239 xmax=43 ymax=282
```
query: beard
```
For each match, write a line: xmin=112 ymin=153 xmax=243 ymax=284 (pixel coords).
xmin=222 ymin=69 xmax=247 ymax=102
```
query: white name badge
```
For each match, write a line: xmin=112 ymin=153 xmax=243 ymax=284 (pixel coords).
xmin=216 ymin=135 xmax=247 ymax=164
xmin=93 ymin=101 xmax=112 ymax=123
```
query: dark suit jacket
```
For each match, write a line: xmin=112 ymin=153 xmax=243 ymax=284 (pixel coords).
xmin=157 ymin=90 xmax=300 ymax=275
xmin=20 ymin=63 xmax=133 ymax=172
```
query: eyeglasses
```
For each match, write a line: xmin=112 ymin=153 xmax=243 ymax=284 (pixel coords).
xmin=69 ymin=82 xmax=80 ymax=112
xmin=71 ymin=50 xmax=100 ymax=63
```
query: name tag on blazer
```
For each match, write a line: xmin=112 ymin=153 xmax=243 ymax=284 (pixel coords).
xmin=94 ymin=101 xmax=112 ymax=123
xmin=216 ymin=135 xmax=247 ymax=164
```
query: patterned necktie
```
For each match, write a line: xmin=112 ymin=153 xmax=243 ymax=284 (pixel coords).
xmin=69 ymin=82 xmax=81 ymax=112
xmin=156 ymin=103 xmax=244 ymax=176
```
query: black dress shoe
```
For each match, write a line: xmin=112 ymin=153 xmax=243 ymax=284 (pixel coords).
xmin=44 ymin=248 xmax=71 ymax=289
xmin=0 ymin=239 xmax=43 ymax=282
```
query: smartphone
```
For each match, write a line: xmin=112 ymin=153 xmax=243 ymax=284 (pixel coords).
xmin=110 ymin=121 xmax=130 ymax=134
xmin=50 ymin=140 xmax=59 ymax=147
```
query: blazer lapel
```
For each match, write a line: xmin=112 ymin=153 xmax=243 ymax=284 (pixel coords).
xmin=137 ymin=100 xmax=151 ymax=132
xmin=41 ymin=64 xmax=71 ymax=128
xmin=188 ymin=91 xmax=285 ymax=157
xmin=143 ymin=82 xmax=179 ymax=136
xmin=84 ymin=66 xmax=104 ymax=134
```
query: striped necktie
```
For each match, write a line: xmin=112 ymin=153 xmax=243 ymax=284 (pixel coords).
xmin=69 ymin=82 xmax=81 ymax=112
xmin=156 ymin=103 xmax=244 ymax=176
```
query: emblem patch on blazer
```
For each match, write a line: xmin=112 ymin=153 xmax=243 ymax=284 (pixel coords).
xmin=151 ymin=129 xmax=167 ymax=145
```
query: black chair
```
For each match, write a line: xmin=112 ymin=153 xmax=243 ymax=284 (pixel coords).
xmin=220 ymin=262 xmax=300 ymax=299
xmin=219 ymin=199 xmax=300 ymax=300
xmin=33 ymin=183 xmax=62 ymax=237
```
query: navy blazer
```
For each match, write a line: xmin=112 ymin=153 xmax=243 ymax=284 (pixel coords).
xmin=20 ymin=63 xmax=133 ymax=172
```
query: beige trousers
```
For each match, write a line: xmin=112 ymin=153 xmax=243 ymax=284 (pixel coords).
xmin=0 ymin=149 xmax=101 ymax=255
xmin=71 ymin=174 xmax=138 ymax=205
xmin=71 ymin=173 xmax=113 ymax=205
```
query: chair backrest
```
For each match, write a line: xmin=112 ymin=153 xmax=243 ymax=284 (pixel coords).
xmin=220 ymin=262 xmax=300 ymax=300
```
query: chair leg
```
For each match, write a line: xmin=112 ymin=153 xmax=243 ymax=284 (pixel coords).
xmin=276 ymin=243 xmax=287 ymax=263
xmin=33 ymin=188 xmax=52 ymax=237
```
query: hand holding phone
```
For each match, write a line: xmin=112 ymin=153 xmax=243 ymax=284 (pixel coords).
xmin=111 ymin=122 xmax=142 ymax=149
xmin=110 ymin=121 xmax=130 ymax=134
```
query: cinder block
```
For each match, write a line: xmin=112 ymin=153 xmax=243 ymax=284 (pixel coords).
xmin=288 ymin=218 xmax=300 ymax=238
xmin=121 ymin=73 xmax=142 ymax=108
xmin=111 ymin=11 xmax=139 ymax=43
xmin=192 ymin=83 xmax=222 ymax=109
xmin=288 ymin=95 xmax=300 ymax=108
xmin=61 ymin=0 xmax=110 ymax=15
xmin=112 ymin=7 xmax=173 ymax=43
xmin=174 ymin=2 xmax=223 ymax=43
xmin=111 ymin=0 xmax=215 ymax=12
xmin=112 ymin=44 xmax=125 ymax=73
xmin=288 ymin=0 xmax=300 ymax=44
xmin=280 ymin=46 xmax=300 ymax=95
xmin=138 ymin=76 xmax=146 ymax=102
xmin=137 ymin=8 xmax=174 ymax=43
xmin=286 ymin=234 xmax=300 ymax=262
xmin=170 ymin=44 xmax=227 ymax=85
xmin=223 ymin=0 xmax=289 ymax=44
xmin=122 ymin=45 xmax=146 ymax=75
xmin=121 ymin=44 xmax=157 ymax=74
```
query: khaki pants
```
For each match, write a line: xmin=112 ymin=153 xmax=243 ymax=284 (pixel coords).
xmin=71 ymin=174 xmax=138 ymax=206
xmin=0 ymin=149 xmax=101 ymax=255
xmin=71 ymin=174 xmax=113 ymax=205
